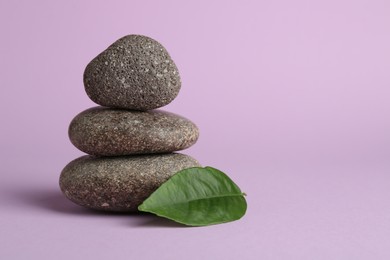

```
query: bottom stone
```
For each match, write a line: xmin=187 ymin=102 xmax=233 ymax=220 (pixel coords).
xmin=59 ymin=153 xmax=200 ymax=212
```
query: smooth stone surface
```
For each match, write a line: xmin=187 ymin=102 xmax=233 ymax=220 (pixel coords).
xmin=59 ymin=153 xmax=201 ymax=212
xmin=84 ymin=35 xmax=181 ymax=110
xmin=69 ymin=106 xmax=199 ymax=156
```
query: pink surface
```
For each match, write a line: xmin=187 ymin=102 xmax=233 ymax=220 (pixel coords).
xmin=1 ymin=0 xmax=390 ymax=259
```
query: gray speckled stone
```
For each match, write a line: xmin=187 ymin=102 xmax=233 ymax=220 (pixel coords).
xmin=60 ymin=153 xmax=200 ymax=212
xmin=69 ymin=106 xmax=199 ymax=156
xmin=84 ymin=35 xmax=181 ymax=110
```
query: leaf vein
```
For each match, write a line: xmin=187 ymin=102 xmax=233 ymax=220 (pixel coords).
xmin=147 ymin=193 xmax=245 ymax=209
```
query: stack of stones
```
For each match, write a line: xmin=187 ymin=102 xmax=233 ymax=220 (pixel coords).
xmin=60 ymin=35 xmax=200 ymax=212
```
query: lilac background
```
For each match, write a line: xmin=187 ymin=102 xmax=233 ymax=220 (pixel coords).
xmin=1 ymin=0 xmax=390 ymax=259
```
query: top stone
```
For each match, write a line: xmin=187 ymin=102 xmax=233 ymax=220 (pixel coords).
xmin=83 ymin=35 xmax=181 ymax=110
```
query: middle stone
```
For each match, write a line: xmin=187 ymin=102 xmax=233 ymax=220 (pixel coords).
xmin=69 ymin=106 xmax=199 ymax=156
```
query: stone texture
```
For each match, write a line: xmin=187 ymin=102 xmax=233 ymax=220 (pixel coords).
xmin=83 ymin=35 xmax=181 ymax=110
xmin=69 ymin=106 xmax=199 ymax=156
xmin=59 ymin=153 xmax=201 ymax=212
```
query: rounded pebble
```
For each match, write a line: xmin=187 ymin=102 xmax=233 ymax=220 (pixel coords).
xmin=83 ymin=35 xmax=181 ymax=110
xmin=59 ymin=153 xmax=201 ymax=212
xmin=68 ymin=106 xmax=199 ymax=156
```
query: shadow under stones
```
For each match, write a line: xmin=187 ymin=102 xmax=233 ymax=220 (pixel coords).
xmin=10 ymin=186 xmax=188 ymax=228
xmin=10 ymin=187 xmax=101 ymax=215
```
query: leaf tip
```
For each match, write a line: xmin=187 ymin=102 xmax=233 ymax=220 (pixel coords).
xmin=138 ymin=203 xmax=146 ymax=212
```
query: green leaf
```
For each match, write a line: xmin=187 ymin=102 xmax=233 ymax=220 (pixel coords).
xmin=138 ymin=166 xmax=247 ymax=226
